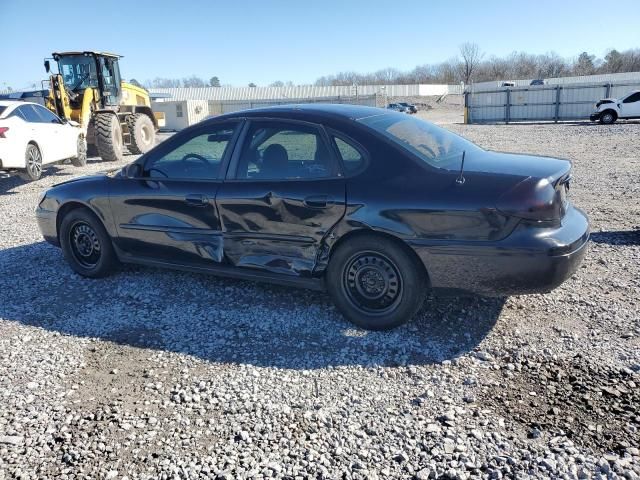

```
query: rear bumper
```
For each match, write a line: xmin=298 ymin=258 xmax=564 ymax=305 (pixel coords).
xmin=590 ymin=112 xmax=601 ymax=121
xmin=36 ymin=206 xmax=59 ymax=246
xmin=0 ymin=143 xmax=24 ymax=170
xmin=409 ymin=205 xmax=590 ymax=296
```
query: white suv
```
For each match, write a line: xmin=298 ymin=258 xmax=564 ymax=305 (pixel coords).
xmin=590 ymin=90 xmax=640 ymax=124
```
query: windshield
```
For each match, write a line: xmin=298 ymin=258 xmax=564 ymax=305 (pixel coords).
xmin=57 ymin=55 xmax=99 ymax=91
xmin=358 ymin=112 xmax=482 ymax=168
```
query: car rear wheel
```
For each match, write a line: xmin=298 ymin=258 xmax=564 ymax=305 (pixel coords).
xmin=19 ymin=144 xmax=43 ymax=181
xmin=600 ymin=111 xmax=617 ymax=124
xmin=60 ymin=208 xmax=118 ymax=278
xmin=327 ymin=235 xmax=427 ymax=330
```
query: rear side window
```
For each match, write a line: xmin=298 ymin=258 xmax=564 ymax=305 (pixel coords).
xmin=235 ymin=122 xmax=335 ymax=180
xmin=332 ymin=135 xmax=367 ymax=174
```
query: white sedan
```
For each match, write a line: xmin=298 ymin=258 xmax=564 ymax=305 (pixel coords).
xmin=0 ymin=100 xmax=86 ymax=181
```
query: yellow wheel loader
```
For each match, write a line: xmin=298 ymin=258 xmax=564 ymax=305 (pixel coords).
xmin=43 ymin=51 xmax=165 ymax=162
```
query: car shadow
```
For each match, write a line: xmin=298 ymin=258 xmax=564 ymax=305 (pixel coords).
xmin=0 ymin=166 xmax=74 ymax=195
xmin=0 ymin=242 xmax=504 ymax=369
xmin=590 ymin=230 xmax=640 ymax=246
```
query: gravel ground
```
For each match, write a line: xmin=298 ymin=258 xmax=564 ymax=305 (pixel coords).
xmin=0 ymin=117 xmax=639 ymax=479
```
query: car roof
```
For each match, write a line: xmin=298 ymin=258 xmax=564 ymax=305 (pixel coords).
xmin=0 ymin=100 xmax=41 ymax=114
xmin=216 ymin=103 xmax=391 ymax=123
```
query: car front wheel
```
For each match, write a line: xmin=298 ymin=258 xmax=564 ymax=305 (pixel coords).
xmin=60 ymin=208 xmax=118 ymax=278
xmin=71 ymin=135 xmax=87 ymax=167
xmin=600 ymin=111 xmax=617 ymax=124
xmin=327 ymin=235 xmax=427 ymax=330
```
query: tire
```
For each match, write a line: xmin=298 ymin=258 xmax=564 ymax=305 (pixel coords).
xmin=18 ymin=144 xmax=43 ymax=181
xmin=71 ymin=135 xmax=87 ymax=167
xmin=127 ymin=113 xmax=156 ymax=154
xmin=95 ymin=113 xmax=123 ymax=162
xmin=86 ymin=143 xmax=98 ymax=158
xmin=59 ymin=208 xmax=118 ymax=278
xmin=326 ymin=235 xmax=427 ymax=330
xmin=599 ymin=110 xmax=617 ymax=124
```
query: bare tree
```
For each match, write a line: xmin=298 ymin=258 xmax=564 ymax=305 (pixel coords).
xmin=146 ymin=78 xmax=182 ymax=88
xmin=310 ymin=46 xmax=640 ymax=87
xmin=459 ymin=42 xmax=482 ymax=84
xmin=182 ymin=75 xmax=206 ymax=88
xmin=602 ymin=49 xmax=624 ymax=73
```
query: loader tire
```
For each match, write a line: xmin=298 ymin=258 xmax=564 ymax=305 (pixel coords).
xmin=95 ymin=113 xmax=123 ymax=162
xmin=127 ymin=113 xmax=155 ymax=154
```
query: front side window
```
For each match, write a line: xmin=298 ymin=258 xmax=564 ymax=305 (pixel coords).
xmin=145 ymin=123 xmax=238 ymax=180
xmin=359 ymin=112 xmax=481 ymax=169
xmin=235 ymin=122 xmax=335 ymax=180
xmin=33 ymin=105 xmax=62 ymax=124
xmin=17 ymin=105 xmax=42 ymax=123
xmin=623 ymin=92 xmax=640 ymax=103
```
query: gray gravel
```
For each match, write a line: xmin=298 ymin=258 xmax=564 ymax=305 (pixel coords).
xmin=0 ymin=120 xmax=639 ymax=479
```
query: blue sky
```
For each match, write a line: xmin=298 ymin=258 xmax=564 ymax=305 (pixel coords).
xmin=2 ymin=0 xmax=639 ymax=90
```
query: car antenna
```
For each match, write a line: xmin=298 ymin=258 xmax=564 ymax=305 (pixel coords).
xmin=456 ymin=151 xmax=466 ymax=185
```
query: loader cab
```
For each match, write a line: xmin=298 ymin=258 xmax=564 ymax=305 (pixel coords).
xmin=50 ymin=51 xmax=122 ymax=107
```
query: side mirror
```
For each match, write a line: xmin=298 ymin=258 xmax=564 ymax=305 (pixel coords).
xmin=44 ymin=60 xmax=50 ymax=73
xmin=125 ymin=163 xmax=143 ymax=178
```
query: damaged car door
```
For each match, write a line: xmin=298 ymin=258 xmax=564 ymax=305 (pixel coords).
xmin=109 ymin=121 xmax=242 ymax=266
xmin=216 ymin=119 xmax=346 ymax=277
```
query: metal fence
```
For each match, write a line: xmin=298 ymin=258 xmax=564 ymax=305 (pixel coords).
xmin=208 ymin=94 xmax=380 ymax=115
xmin=465 ymin=81 xmax=640 ymax=124
xmin=471 ymin=71 xmax=640 ymax=91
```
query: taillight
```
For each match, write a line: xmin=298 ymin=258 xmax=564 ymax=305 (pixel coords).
xmin=496 ymin=177 xmax=562 ymax=222
xmin=0 ymin=127 xmax=8 ymax=138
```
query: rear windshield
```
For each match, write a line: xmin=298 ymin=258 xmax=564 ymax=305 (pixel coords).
xmin=0 ymin=106 xmax=6 ymax=117
xmin=358 ymin=112 xmax=481 ymax=169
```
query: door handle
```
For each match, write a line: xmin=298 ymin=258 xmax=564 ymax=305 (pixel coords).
xmin=185 ymin=194 xmax=209 ymax=206
xmin=304 ymin=195 xmax=330 ymax=209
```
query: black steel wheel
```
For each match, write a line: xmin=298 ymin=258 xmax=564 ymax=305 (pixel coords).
xmin=69 ymin=221 xmax=102 ymax=268
xmin=60 ymin=208 xmax=118 ymax=278
xmin=342 ymin=251 xmax=403 ymax=316
xmin=327 ymin=235 xmax=427 ymax=330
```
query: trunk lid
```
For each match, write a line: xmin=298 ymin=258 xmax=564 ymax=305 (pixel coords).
xmin=463 ymin=151 xmax=571 ymax=184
